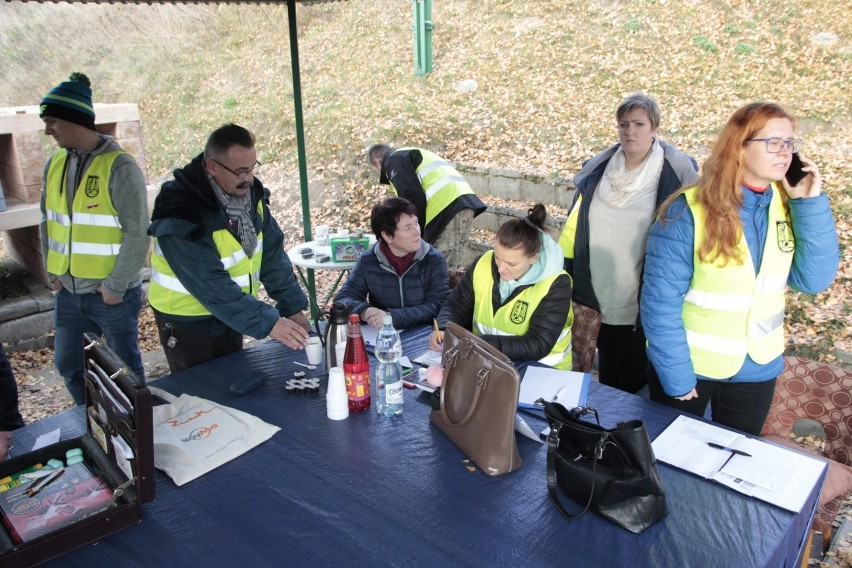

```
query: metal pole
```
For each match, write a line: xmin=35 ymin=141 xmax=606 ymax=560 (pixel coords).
xmin=287 ymin=0 xmax=318 ymax=318
xmin=412 ymin=0 xmax=433 ymax=76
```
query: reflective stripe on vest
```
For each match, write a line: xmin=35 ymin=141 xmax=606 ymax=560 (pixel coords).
xmin=557 ymin=195 xmax=583 ymax=260
xmin=390 ymin=148 xmax=474 ymax=226
xmin=148 ymin=202 xmax=264 ymax=317
xmin=44 ymin=150 xmax=125 ymax=279
xmin=681 ymin=184 xmax=793 ymax=378
xmin=471 ymin=251 xmax=574 ymax=370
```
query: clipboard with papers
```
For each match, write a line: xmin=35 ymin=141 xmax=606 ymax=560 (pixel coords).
xmin=517 ymin=366 xmax=591 ymax=410
xmin=651 ymin=414 xmax=827 ymax=513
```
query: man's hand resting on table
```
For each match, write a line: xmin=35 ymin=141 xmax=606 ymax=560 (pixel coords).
xmin=0 ymin=432 xmax=12 ymax=461
xmin=270 ymin=315 xmax=310 ymax=350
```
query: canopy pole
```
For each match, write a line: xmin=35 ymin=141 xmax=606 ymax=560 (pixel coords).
xmin=287 ymin=0 xmax=318 ymax=318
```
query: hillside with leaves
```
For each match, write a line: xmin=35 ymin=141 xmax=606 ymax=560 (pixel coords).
xmin=0 ymin=0 xmax=849 ymax=361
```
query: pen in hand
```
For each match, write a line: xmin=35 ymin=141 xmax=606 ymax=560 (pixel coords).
xmin=433 ymin=319 xmax=442 ymax=346
xmin=707 ymin=442 xmax=752 ymax=457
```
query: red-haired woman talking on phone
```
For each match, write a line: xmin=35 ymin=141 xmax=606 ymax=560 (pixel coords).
xmin=641 ymin=102 xmax=838 ymax=435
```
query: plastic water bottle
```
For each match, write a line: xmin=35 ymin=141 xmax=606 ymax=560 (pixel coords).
xmin=375 ymin=315 xmax=403 ymax=416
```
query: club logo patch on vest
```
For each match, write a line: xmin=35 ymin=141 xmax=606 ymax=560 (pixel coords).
xmin=510 ymin=301 xmax=529 ymax=324
xmin=84 ymin=176 xmax=101 ymax=198
xmin=776 ymin=221 xmax=794 ymax=253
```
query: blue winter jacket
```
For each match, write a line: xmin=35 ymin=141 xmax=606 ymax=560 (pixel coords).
xmin=334 ymin=240 xmax=450 ymax=329
xmin=641 ymin=188 xmax=838 ymax=397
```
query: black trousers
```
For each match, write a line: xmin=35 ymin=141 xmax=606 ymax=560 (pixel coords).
xmin=154 ymin=312 xmax=243 ymax=374
xmin=596 ymin=323 xmax=648 ymax=394
xmin=0 ymin=345 xmax=24 ymax=431
xmin=647 ymin=364 xmax=776 ymax=436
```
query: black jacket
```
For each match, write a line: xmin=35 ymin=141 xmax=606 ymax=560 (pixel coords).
xmin=379 ymin=148 xmax=486 ymax=243
xmin=565 ymin=141 xmax=698 ymax=315
xmin=437 ymin=253 xmax=573 ymax=364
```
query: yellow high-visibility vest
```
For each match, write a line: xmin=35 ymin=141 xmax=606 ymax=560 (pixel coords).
xmin=558 ymin=195 xmax=583 ymax=260
xmin=44 ymin=150 xmax=125 ymax=278
xmin=682 ymin=184 xmax=793 ymax=378
xmin=391 ymin=148 xmax=474 ymax=226
xmin=149 ymin=202 xmax=264 ymax=317
xmin=471 ymin=251 xmax=573 ymax=370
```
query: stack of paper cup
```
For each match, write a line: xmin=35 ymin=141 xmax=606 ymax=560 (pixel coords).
xmin=335 ymin=341 xmax=347 ymax=369
xmin=326 ymin=367 xmax=349 ymax=420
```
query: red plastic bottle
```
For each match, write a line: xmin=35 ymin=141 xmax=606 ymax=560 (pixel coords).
xmin=343 ymin=314 xmax=371 ymax=412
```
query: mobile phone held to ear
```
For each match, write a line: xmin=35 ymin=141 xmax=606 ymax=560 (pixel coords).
xmin=785 ymin=153 xmax=808 ymax=187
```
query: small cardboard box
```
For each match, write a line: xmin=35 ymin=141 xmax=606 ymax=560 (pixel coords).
xmin=330 ymin=237 xmax=370 ymax=263
xmin=0 ymin=333 xmax=154 ymax=566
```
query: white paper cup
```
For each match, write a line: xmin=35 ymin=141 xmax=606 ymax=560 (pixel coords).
xmin=306 ymin=337 xmax=323 ymax=365
xmin=326 ymin=367 xmax=349 ymax=420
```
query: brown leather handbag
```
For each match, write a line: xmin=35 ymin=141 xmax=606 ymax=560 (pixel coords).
xmin=429 ymin=323 xmax=522 ymax=476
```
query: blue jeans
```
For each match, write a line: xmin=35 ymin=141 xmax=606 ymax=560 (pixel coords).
xmin=54 ymin=286 xmax=145 ymax=405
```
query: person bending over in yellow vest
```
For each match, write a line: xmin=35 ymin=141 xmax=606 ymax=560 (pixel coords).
xmin=148 ymin=124 xmax=310 ymax=373
xmin=641 ymin=102 xmax=839 ymax=436
xmin=430 ymin=204 xmax=574 ymax=370
xmin=39 ymin=72 xmax=149 ymax=405
xmin=366 ymin=144 xmax=486 ymax=272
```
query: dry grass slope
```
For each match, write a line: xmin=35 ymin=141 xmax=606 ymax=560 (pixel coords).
xmin=0 ymin=0 xmax=849 ymax=364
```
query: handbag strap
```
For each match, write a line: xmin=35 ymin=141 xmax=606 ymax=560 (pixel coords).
xmin=545 ymin=424 xmax=607 ymax=521
xmin=439 ymin=367 xmax=489 ymax=426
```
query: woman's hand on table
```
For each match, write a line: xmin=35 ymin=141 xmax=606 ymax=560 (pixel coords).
xmin=428 ymin=331 xmax=444 ymax=352
xmin=363 ymin=307 xmax=387 ymax=328
xmin=270 ymin=317 xmax=310 ymax=350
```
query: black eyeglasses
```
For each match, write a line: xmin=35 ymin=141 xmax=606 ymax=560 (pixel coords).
xmin=210 ymin=159 xmax=262 ymax=178
xmin=745 ymin=138 xmax=803 ymax=154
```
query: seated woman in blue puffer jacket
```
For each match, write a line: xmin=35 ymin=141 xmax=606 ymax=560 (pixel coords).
xmin=335 ymin=197 xmax=450 ymax=330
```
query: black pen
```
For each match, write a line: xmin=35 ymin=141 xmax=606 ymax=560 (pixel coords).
xmin=26 ymin=467 xmax=65 ymax=497
xmin=707 ymin=442 xmax=751 ymax=457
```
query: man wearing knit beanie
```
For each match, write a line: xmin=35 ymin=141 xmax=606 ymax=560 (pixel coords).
xmin=39 ymin=72 xmax=149 ymax=405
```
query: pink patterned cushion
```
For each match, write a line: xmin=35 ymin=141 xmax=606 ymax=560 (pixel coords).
xmin=760 ymin=356 xmax=852 ymax=466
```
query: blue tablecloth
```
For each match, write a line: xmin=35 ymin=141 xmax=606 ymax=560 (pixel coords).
xmin=9 ymin=326 xmax=819 ymax=567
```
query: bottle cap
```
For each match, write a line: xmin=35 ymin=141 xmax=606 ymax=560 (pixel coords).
xmin=382 ymin=315 xmax=392 ymax=326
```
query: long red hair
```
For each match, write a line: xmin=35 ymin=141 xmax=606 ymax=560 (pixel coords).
xmin=658 ymin=102 xmax=794 ymax=265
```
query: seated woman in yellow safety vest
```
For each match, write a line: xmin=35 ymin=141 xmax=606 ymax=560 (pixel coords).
xmin=429 ymin=204 xmax=574 ymax=370
xmin=641 ymin=102 xmax=839 ymax=436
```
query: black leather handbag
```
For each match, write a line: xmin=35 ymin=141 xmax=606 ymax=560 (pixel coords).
xmin=542 ymin=401 xmax=667 ymax=533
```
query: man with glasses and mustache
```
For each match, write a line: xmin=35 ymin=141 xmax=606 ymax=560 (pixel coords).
xmin=149 ymin=124 xmax=310 ymax=372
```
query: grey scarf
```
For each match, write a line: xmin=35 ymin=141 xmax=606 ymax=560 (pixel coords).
xmin=209 ymin=177 xmax=258 ymax=257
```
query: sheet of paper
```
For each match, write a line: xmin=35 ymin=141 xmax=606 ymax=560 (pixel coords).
xmin=360 ymin=325 xmax=379 ymax=348
xmin=653 ymin=415 xmax=827 ymax=513
xmin=413 ymin=349 xmax=443 ymax=367
xmin=399 ymin=356 xmax=412 ymax=369
xmin=517 ymin=367 xmax=590 ymax=409
xmin=514 ymin=414 xmax=543 ymax=444
xmin=32 ymin=428 xmax=61 ymax=451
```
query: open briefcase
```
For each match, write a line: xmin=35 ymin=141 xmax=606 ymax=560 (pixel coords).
xmin=0 ymin=332 xmax=155 ymax=566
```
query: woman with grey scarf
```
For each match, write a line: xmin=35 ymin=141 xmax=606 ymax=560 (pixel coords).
xmin=558 ymin=93 xmax=698 ymax=393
